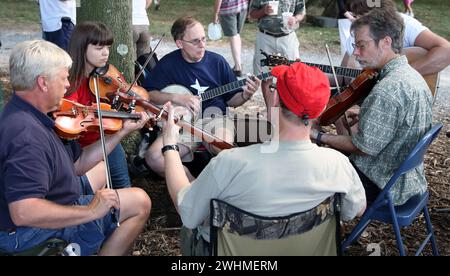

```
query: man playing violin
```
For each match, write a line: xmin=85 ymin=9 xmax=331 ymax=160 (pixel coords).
xmin=311 ymin=9 xmax=433 ymax=206
xmin=161 ymin=63 xmax=366 ymax=255
xmin=0 ymin=40 xmax=151 ymax=256
xmin=133 ymin=16 xmax=260 ymax=180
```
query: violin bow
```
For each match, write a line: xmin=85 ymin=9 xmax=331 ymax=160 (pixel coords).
xmin=325 ymin=44 xmax=351 ymax=132
xmin=127 ymin=33 xmax=165 ymax=95
xmin=91 ymin=72 xmax=120 ymax=227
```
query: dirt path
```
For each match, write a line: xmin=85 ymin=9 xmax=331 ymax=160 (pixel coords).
xmin=1 ymin=29 xmax=449 ymax=114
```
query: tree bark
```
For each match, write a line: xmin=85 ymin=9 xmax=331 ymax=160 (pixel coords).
xmin=78 ymin=0 xmax=135 ymax=81
xmin=306 ymin=0 xmax=339 ymax=17
xmin=321 ymin=0 xmax=338 ymax=18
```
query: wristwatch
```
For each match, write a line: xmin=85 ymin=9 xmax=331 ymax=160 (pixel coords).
xmin=161 ymin=144 xmax=180 ymax=154
xmin=316 ymin=131 xmax=325 ymax=146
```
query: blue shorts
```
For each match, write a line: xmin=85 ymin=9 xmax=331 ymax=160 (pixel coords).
xmin=0 ymin=195 xmax=118 ymax=256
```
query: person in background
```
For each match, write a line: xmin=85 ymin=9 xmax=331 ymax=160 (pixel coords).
xmin=403 ymin=0 xmax=415 ymax=18
xmin=154 ymin=0 xmax=161 ymax=10
xmin=38 ymin=0 xmax=76 ymax=51
xmin=341 ymin=0 xmax=450 ymax=77
xmin=132 ymin=0 xmax=152 ymax=61
xmin=213 ymin=0 xmax=248 ymax=77
xmin=250 ymin=0 xmax=305 ymax=75
xmin=161 ymin=62 xmax=366 ymax=255
xmin=0 ymin=40 xmax=151 ymax=256
xmin=245 ymin=0 xmax=253 ymax=23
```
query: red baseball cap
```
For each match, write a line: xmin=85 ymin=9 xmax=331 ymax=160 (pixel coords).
xmin=271 ymin=62 xmax=330 ymax=119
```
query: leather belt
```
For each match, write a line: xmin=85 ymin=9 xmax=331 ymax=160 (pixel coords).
xmin=259 ymin=28 xmax=289 ymax=38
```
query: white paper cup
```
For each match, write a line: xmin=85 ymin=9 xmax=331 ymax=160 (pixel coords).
xmin=282 ymin=11 xmax=293 ymax=27
xmin=268 ymin=1 xmax=279 ymax=15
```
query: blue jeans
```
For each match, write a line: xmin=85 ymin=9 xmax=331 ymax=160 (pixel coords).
xmin=42 ymin=18 xmax=74 ymax=51
xmin=0 ymin=196 xmax=118 ymax=256
xmin=108 ymin=144 xmax=131 ymax=189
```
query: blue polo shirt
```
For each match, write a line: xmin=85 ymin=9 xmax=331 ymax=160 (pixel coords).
xmin=145 ymin=50 xmax=241 ymax=115
xmin=0 ymin=94 xmax=81 ymax=230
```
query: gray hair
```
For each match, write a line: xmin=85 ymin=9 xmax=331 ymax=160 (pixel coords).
xmin=351 ymin=8 xmax=404 ymax=54
xmin=9 ymin=40 xmax=72 ymax=91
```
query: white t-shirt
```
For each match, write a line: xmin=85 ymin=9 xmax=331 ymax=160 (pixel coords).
xmin=39 ymin=0 xmax=76 ymax=32
xmin=344 ymin=13 xmax=428 ymax=55
xmin=177 ymin=140 xmax=366 ymax=241
xmin=132 ymin=0 xmax=150 ymax=26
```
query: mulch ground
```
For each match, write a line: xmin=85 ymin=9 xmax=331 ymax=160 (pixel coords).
xmin=129 ymin=98 xmax=450 ymax=256
xmin=1 ymin=71 xmax=449 ymax=256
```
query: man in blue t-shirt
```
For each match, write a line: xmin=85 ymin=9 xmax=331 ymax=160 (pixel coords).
xmin=0 ymin=40 xmax=151 ymax=256
xmin=137 ymin=16 xmax=260 ymax=180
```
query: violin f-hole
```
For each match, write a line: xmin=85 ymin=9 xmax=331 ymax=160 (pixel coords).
xmin=80 ymin=118 xmax=94 ymax=127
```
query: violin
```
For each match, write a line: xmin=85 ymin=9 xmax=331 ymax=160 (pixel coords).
xmin=113 ymin=90 xmax=234 ymax=150
xmin=53 ymin=99 xmax=141 ymax=140
xmin=89 ymin=63 xmax=150 ymax=112
xmin=318 ymin=69 xmax=378 ymax=126
xmin=259 ymin=50 xmax=378 ymax=126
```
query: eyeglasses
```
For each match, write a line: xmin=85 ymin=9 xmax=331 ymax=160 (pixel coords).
xmin=352 ymin=39 xmax=374 ymax=51
xmin=181 ymin=37 xmax=207 ymax=46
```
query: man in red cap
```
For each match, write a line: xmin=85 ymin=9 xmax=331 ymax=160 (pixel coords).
xmin=159 ymin=61 xmax=366 ymax=256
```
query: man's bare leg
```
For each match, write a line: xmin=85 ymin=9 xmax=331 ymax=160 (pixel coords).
xmin=98 ymin=188 xmax=151 ymax=256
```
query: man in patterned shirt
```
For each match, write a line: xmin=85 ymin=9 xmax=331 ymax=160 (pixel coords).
xmin=310 ymin=8 xmax=433 ymax=206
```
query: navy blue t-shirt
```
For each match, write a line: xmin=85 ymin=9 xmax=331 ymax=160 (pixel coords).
xmin=0 ymin=95 xmax=81 ymax=229
xmin=145 ymin=50 xmax=241 ymax=115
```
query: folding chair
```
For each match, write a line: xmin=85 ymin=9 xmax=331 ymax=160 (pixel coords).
xmin=342 ymin=123 xmax=443 ymax=256
xmin=0 ymin=238 xmax=68 ymax=256
xmin=210 ymin=195 xmax=341 ymax=256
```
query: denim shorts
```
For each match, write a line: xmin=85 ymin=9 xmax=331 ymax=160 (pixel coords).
xmin=0 ymin=195 xmax=118 ymax=256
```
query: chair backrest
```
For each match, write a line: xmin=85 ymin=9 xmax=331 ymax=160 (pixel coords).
xmin=210 ymin=195 xmax=341 ymax=256
xmin=375 ymin=123 xmax=443 ymax=203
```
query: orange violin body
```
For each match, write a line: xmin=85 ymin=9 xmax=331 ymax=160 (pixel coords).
xmin=88 ymin=64 xmax=150 ymax=112
xmin=318 ymin=69 xmax=378 ymax=126
xmin=53 ymin=99 xmax=140 ymax=139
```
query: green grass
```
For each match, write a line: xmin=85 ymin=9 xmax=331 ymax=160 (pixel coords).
xmin=0 ymin=0 xmax=40 ymax=30
xmin=0 ymin=0 xmax=448 ymax=46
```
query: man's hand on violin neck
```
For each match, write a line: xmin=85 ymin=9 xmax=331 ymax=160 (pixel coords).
xmin=121 ymin=111 xmax=151 ymax=133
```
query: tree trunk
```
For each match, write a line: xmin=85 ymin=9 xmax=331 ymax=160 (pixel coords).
xmin=306 ymin=0 xmax=338 ymax=17
xmin=321 ymin=0 xmax=338 ymax=18
xmin=78 ymin=0 xmax=135 ymax=81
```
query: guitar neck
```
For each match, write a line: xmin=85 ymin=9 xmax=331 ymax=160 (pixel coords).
xmin=283 ymin=59 xmax=362 ymax=78
xmin=201 ymin=71 xmax=272 ymax=101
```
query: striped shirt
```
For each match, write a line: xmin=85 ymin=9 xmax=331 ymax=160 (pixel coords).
xmin=219 ymin=0 xmax=248 ymax=15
